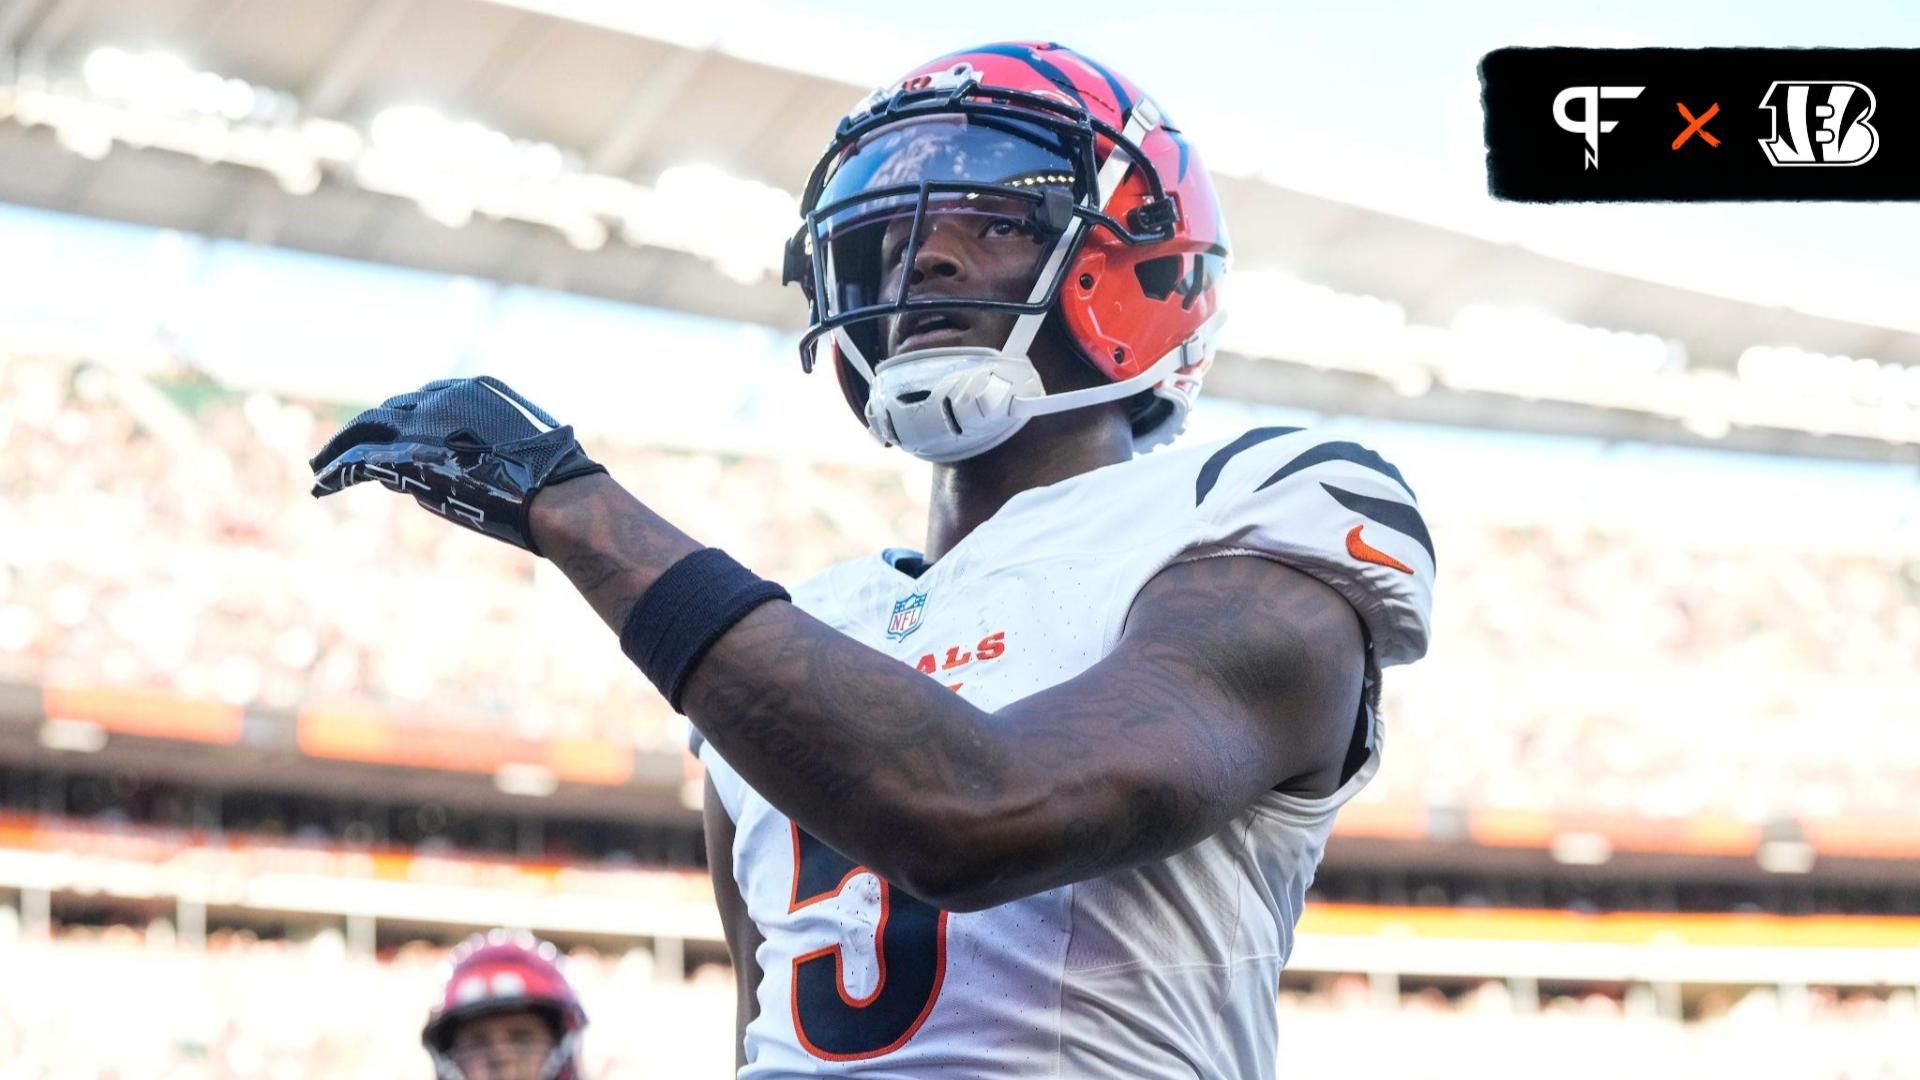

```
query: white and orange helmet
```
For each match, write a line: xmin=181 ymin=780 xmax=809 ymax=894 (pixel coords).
xmin=784 ymin=41 xmax=1231 ymax=462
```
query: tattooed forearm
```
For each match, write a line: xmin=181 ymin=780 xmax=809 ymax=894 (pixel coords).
xmin=536 ymin=478 xmax=1362 ymax=910
xmin=686 ymin=552 xmax=1363 ymax=909
xmin=555 ymin=552 xmax=625 ymax=596
xmin=533 ymin=474 xmax=703 ymax=630
xmin=686 ymin=606 xmax=1013 ymax=810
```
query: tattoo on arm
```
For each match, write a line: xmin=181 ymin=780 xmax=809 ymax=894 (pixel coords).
xmin=536 ymin=471 xmax=1361 ymax=906
xmin=684 ymin=609 xmax=1013 ymax=811
xmin=681 ymin=553 xmax=1362 ymax=908
xmin=536 ymin=475 xmax=703 ymax=631
xmin=989 ymin=554 xmax=1360 ymax=887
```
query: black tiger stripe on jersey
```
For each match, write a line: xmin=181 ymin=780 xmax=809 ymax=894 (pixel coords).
xmin=1256 ymin=441 xmax=1417 ymax=502
xmin=1194 ymin=430 xmax=1431 ymax=562
xmin=1322 ymin=482 xmax=1435 ymax=566
xmin=1195 ymin=432 xmax=1416 ymax=507
xmin=1193 ymin=426 xmax=1304 ymax=505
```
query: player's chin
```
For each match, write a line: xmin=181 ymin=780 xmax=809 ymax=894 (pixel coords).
xmin=889 ymin=327 xmax=982 ymax=355
xmin=890 ymin=317 xmax=1020 ymax=357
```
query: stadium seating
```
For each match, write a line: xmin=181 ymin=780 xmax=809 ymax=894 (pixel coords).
xmin=0 ymin=920 xmax=1910 ymax=1079
xmin=3 ymin=352 xmax=1916 ymax=821
xmin=0 ymin=920 xmax=734 ymax=1078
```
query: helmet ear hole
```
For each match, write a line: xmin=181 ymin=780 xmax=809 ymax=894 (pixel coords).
xmin=1132 ymin=255 xmax=1182 ymax=301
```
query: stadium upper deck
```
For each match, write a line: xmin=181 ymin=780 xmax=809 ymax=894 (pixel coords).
xmin=0 ymin=0 xmax=1916 ymax=458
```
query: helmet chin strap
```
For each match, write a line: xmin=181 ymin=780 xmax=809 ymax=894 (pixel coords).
xmin=846 ymin=306 xmax=1224 ymax=465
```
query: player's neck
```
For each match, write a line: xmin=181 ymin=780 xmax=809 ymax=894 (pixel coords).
xmin=922 ymin=405 xmax=1132 ymax=565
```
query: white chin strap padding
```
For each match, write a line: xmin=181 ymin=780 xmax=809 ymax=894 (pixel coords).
xmin=864 ymin=347 xmax=1046 ymax=464
xmin=863 ymin=337 xmax=1199 ymax=464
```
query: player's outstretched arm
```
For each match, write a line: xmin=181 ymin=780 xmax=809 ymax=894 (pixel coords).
xmin=535 ymin=474 xmax=1365 ymax=913
xmin=305 ymin=377 xmax=1363 ymax=912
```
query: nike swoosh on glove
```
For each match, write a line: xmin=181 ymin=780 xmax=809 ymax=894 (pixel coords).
xmin=309 ymin=376 xmax=607 ymax=555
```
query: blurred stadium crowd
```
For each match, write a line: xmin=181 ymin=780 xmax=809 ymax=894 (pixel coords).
xmin=0 ymin=915 xmax=734 ymax=1079
xmin=0 ymin=916 xmax=1911 ymax=1079
xmin=0 ymin=351 xmax=922 ymax=754
xmin=4 ymin=350 xmax=1916 ymax=823
xmin=1274 ymin=972 xmax=1918 ymax=1080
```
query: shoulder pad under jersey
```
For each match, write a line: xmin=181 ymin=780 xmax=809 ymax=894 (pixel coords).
xmin=1188 ymin=427 xmax=1435 ymax=667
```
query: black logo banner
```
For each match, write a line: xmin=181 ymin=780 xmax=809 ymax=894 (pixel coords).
xmin=1482 ymin=48 xmax=1919 ymax=201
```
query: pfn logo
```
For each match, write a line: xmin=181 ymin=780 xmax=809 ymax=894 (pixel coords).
xmin=1758 ymin=81 xmax=1879 ymax=166
xmin=1553 ymin=85 xmax=1645 ymax=169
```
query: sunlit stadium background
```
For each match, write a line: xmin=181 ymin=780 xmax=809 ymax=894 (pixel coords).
xmin=0 ymin=0 xmax=1916 ymax=1076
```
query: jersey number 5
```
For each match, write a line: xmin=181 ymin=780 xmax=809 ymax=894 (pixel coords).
xmin=788 ymin=824 xmax=949 ymax=1060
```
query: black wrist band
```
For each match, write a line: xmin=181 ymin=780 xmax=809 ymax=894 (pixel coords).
xmin=619 ymin=548 xmax=789 ymax=711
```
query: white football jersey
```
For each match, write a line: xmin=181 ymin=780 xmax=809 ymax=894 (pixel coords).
xmin=701 ymin=427 xmax=1435 ymax=1078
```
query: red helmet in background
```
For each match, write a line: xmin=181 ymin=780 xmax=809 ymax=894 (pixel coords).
xmin=785 ymin=41 xmax=1231 ymax=461
xmin=422 ymin=931 xmax=588 ymax=1080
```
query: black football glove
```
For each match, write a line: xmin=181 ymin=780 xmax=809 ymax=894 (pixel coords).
xmin=308 ymin=376 xmax=606 ymax=554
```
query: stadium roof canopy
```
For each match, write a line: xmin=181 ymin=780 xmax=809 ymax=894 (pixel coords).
xmin=2 ymin=0 xmax=1916 ymax=459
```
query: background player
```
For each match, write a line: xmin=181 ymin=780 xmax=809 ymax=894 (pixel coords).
xmin=423 ymin=931 xmax=591 ymax=1080
xmin=311 ymin=40 xmax=1434 ymax=1077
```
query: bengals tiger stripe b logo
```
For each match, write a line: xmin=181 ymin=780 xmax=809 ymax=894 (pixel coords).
xmin=1758 ymin=81 xmax=1879 ymax=167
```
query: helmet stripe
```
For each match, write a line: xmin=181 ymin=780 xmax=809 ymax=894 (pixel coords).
xmin=1165 ymin=128 xmax=1191 ymax=182
xmin=959 ymin=43 xmax=1089 ymax=109
xmin=1054 ymin=46 xmax=1136 ymax=120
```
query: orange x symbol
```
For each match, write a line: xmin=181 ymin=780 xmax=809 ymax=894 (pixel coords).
xmin=1672 ymin=102 xmax=1721 ymax=149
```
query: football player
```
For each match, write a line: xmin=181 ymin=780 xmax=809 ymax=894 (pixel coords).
xmin=313 ymin=41 xmax=1434 ymax=1078
xmin=422 ymin=932 xmax=589 ymax=1080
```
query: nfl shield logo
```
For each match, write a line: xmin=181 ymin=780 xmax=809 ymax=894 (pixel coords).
xmin=886 ymin=591 xmax=927 ymax=641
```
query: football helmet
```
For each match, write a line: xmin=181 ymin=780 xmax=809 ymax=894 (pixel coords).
xmin=423 ymin=931 xmax=589 ymax=1080
xmin=784 ymin=41 xmax=1230 ymax=462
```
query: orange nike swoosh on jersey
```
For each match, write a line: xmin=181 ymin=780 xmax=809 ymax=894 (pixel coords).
xmin=1347 ymin=525 xmax=1414 ymax=574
